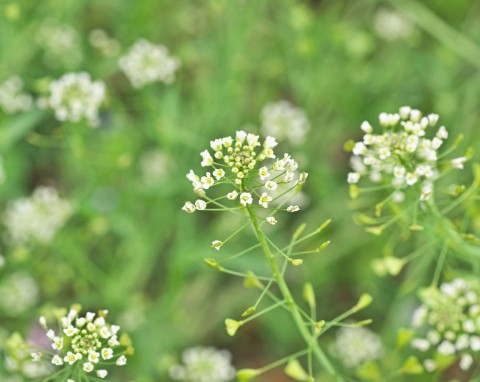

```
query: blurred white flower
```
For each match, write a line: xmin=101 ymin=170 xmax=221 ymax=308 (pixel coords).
xmin=3 ymin=186 xmax=72 ymax=246
xmin=169 ymin=346 xmax=235 ymax=382
xmin=330 ymin=327 xmax=384 ymax=368
xmin=89 ymin=29 xmax=121 ymax=57
xmin=261 ymin=100 xmax=310 ymax=146
xmin=140 ymin=150 xmax=170 ymax=184
xmin=0 ymin=272 xmax=39 ymax=315
xmin=36 ymin=21 xmax=82 ymax=68
xmin=373 ymin=8 xmax=415 ymax=41
xmin=119 ymin=39 xmax=180 ymax=88
xmin=0 ymin=77 xmax=34 ymax=114
xmin=48 ymin=72 xmax=105 ymax=127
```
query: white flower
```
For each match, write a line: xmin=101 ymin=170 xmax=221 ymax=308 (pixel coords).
xmin=411 ymin=338 xmax=430 ymax=352
xmin=97 ymin=369 xmax=108 ymax=378
xmin=331 ymin=327 xmax=383 ymax=369
xmin=169 ymin=347 xmax=235 ymax=382
xmin=3 ymin=187 xmax=72 ymax=246
xmin=51 ymin=355 xmax=63 ymax=366
xmin=347 ymin=172 xmax=360 ymax=184
xmin=360 ymin=121 xmax=373 ymax=134
xmin=436 ymin=126 xmax=448 ymax=139
xmin=37 ymin=20 xmax=82 ymax=67
xmin=0 ymin=272 xmax=39 ymax=315
xmin=213 ymin=169 xmax=225 ymax=180
xmin=239 ymin=192 xmax=253 ymax=206
xmin=0 ymin=76 xmax=33 ymax=114
xmin=31 ymin=352 xmax=41 ymax=362
xmin=101 ymin=348 xmax=114 ymax=360
xmin=258 ymin=166 xmax=270 ymax=180
xmin=437 ymin=341 xmax=455 ymax=356
xmin=48 ymin=72 xmax=105 ymax=126
xmin=373 ymin=9 xmax=414 ymax=41
xmin=258 ymin=193 xmax=272 ymax=208
xmin=119 ymin=39 xmax=180 ymax=88
xmin=287 ymin=205 xmax=300 ymax=212
xmin=83 ymin=362 xmax=94 ymax=372
xmin=89 ymin=29 xmax=120 ymax=57
xmin=88 ymin=351 xmax=100 ymax=363
xmin=211 ymin=240 xmax=223 ymax=250
xmin=200 ymin=150 xmax=213 ymax=167
xmin=116 ymin=355 xmax=127 ymax=366
xmin=298 ymin=172 xmax=308 ymax=185
xmin=261 ymin=101 xmax=310 ymax=145
xmin=226 ymin=191 xmax=238 ymax=200
xmin=195 ymin=200 xmax=207 ymax=210
xmin=451 ymin=157 xmax=467 ymax=169
xmin=201 ymin=173 xmax=214 ymax=189
xmin=182 ymin=201 xmax=196 ymax=213
xmin=64 ymin=351 xmax=78 ymax=365
xmin=265 ymin=181 xmax=278 ymax=191
xmin=283 ymin=172 xmax=295 ymax=183
xmin=266 ymin=217 xmax=277 ymax=225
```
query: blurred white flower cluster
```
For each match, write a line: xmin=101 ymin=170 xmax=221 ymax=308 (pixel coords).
xmin=89 ymin=29 xmax=121 ymax=57
xmin=183 ymin=131 xmax=307 ymax=226
xmin=3 ymin=186 xmax=72 ymax=246
xmin=261 ymin=100 xmax=310 ymax=146
xmin=140 ymin=149 xmax=170 ymax=185
xmin=373 ymin=8 xmax=415 ymax=41
xmin=169 ymin=346 xmax=235 ymax=382
xmin=411 ymin=278 xmax=480 ymax=372
xmin=0 ymin=272 xmax=39 ymax=315
xmin=119 ymin=39 xmax=180 ymax=88
xmin=48 ymin=72 xmax=106 ymax=126
xmin=0 ymin=76 xmax=34 ymax=114
xmin=5 ymin=333 xmax=51 ymax=380
xmin=34 ymin=307 xmax=130 ymax=379
xmin=348 ymin=107 xmax=466 ymax=201
xmin=36 ymin=21 xmax=83 ymax=68
xmin=330 ymin=326 xmax=384 ymax=369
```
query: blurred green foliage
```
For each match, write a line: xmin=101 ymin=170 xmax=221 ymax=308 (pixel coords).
xmin=0 ymin=0 xmax=480 ymax=381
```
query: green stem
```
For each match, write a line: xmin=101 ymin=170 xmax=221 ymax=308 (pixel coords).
xmin=246 ymin=206 xmax=343 ymax=382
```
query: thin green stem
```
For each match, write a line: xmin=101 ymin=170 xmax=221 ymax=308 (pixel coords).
xmin=246 ymin=206 xmax=343 ymax=382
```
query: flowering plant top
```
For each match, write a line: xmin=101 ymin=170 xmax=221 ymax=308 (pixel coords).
xmin=183 ymin=131 xmax=307 ymax=223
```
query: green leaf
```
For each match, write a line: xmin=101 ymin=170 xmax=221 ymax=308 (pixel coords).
xmin=0 ymin=110 xmax=44 ymax=152
xmin=401 ymin=356 xmax=423 ymax=375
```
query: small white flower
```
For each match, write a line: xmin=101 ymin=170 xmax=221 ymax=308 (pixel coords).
xmin=266 ymin=217 xmax=277 ymax=225
xmin=31 ymin=352 xmax=41 ymax=362
xmin=88 ymin=351 xmax=100 ymax=363
xmin=52 ymin=355 xmax=63 ymax=366
xmin=116 ymin=355 xmax=127 ymax=366
xmin=64 ymin=351 xmax=78 ymax=365
xmin=423 ymin=359 xmax=436 ymax=372
xmin=258 ymin=166 xmax=270 ymax=180
xmin=119 ymin=39 xmax=180 ymax=88
xmin=399 ymin=106 xmax=411 ymax=119
xmin=52 ymin=337 xmax=63 ymax=350
xmin=405 ymin=173 xmax=418 ymax=186
xmin=101 ymin=348 xmax=114 ymax=360
xmin=239 ymin=192 xmax=253 ymax=206
xmin=287 ymin=205 xmax=300 ymax=212
xmin=211 ymin=240 xmax=223 ymax=250
xmin=200 ymin=150 xmax=214 ymax=167
xmin=97 ymin=370 xmax=108 ymax=378
xmin=201 ymin=173 xmax=214 ymax=189
xmin=265 ymin=181 xmax=278 ymax=191
xmin=451 ymin=157 xmax=467 ymax=169
xmin=460 ymin=354 xmax=473 ymax=370
xmin=360 ymin=121 xmax=373 ymax=134
xmin=63 ymin=325 xmax=78 ymax=337
xmin=227 ymin=191 xmax=238 ymax=200
xmin=283 ymin=172 xmax=295 ymax=183
xmin=347 ymin=172 xmax=360 ymax=184
xmin=83 ymin=362 xmax=94 ymax=372
xmin=436 ymin=126 xmax=448 ymax=139
xmin=182 ymin=201 xmax=196 ymax=213
xmin=258 ymin=193 xmax=272 ymax=208
xmin=195 ymin=200 xmax=207 ymax=210
xmin=437 ymin=341 xmax=455 ymax=356
xmin=298 ymin=172 xmax=308 ymax=185
xmin=411 ymin=338 xmax=430 ymax=352
xmin=213 ymin=168 xmax=225 ymax=180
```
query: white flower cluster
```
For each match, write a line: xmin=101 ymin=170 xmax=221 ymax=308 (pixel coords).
xmin=261 ymin=100 xmax=310 ymax=146
xmin=410 ymin=278 xmax=480 ymax=372
xmin=119 ymin=39 xmax=180 ymax=88
xmin=48 ymin=72 xmax=106 ymax=126
xmin=182 ymin=131 xmax=307 ymax=224
xmin=169 ymin=346 xmax=235 ymax=382
xmin=330 ymin=327 xmax=384 ymax=369
xmin=0 ymin=76 xmax=34 ymax=114
xmin=3 ymin=186 xmax=72 ymax=246
xmin=348 ymin=107 xmax=466 ymax=201
xmin=89 ymin=29 xmax=121 ymax=57
xmin=35 ymin=308 xmax=129 ymax=379
xmin=0 ymin=272 xmax=39 ymax=315
xmin=140 ymin=149 xmax=170 ymax=185
xmin=36 ymin=21 xmax=82 ymax=68
xmin=373 ymin=8 xmax=415 ymax=41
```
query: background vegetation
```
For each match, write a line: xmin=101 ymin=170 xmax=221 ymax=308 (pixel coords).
xmin=1 ymin=0 xmax=480 ymax=381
